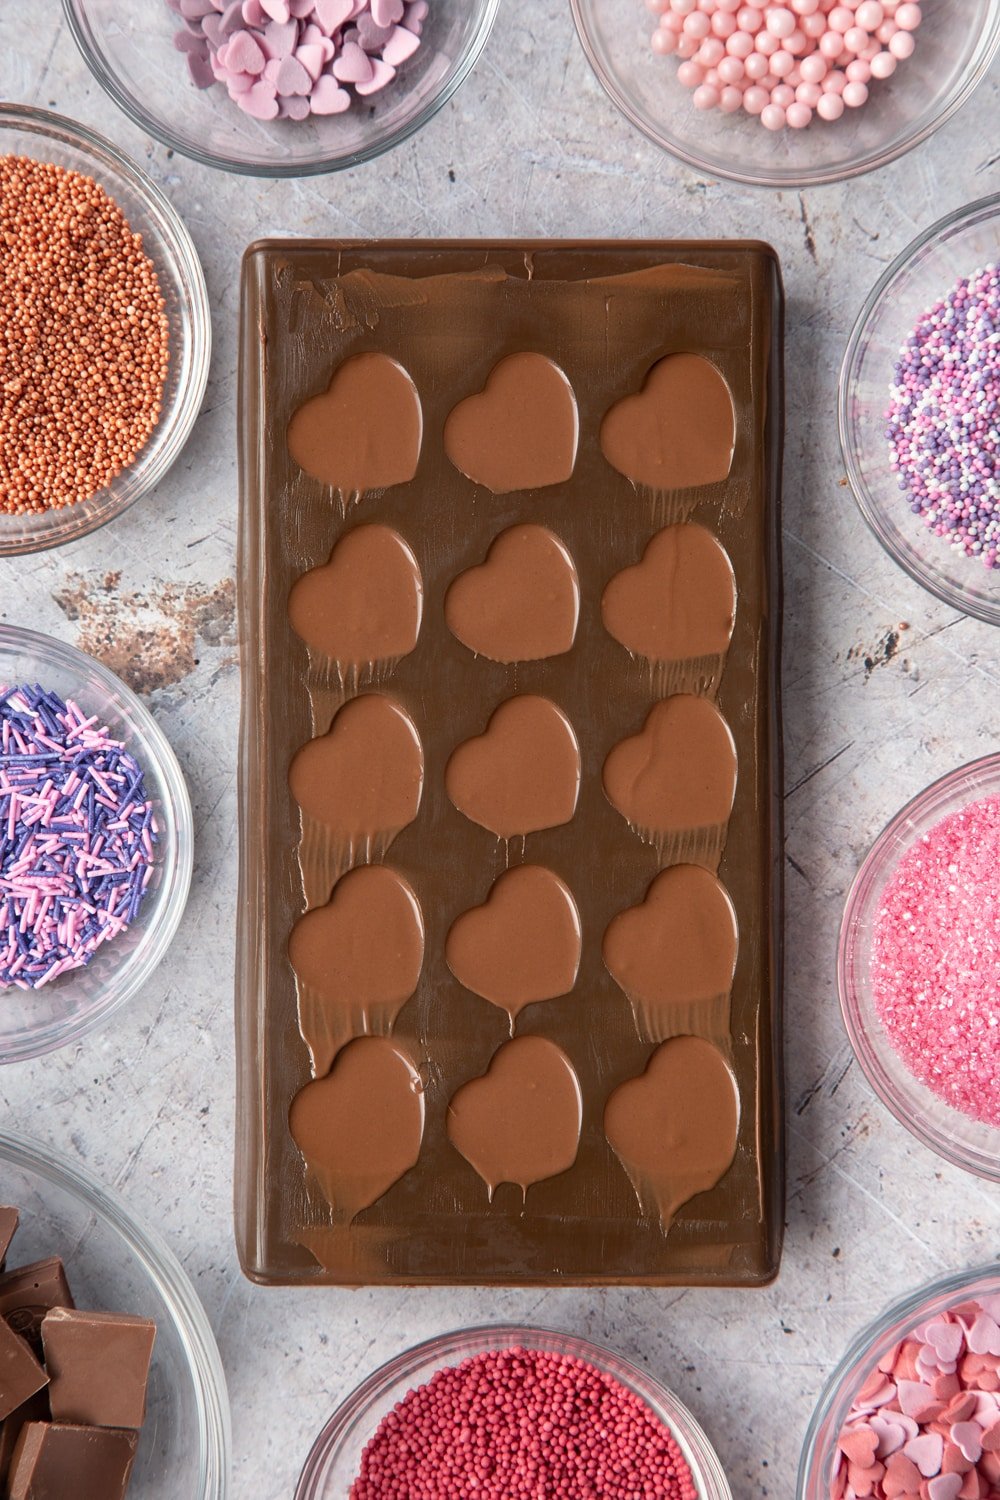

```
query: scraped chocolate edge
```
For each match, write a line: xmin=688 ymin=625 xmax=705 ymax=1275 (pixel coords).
xmin=235 ymin=239 xmax=784 ymax=1288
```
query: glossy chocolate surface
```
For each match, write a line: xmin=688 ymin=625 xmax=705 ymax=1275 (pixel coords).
xmin=237 ymin=241 xmax=783 ymax=1287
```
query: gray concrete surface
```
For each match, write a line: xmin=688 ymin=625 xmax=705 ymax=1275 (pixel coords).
xmin=1 ymin=5 xmax=999 ymax=1497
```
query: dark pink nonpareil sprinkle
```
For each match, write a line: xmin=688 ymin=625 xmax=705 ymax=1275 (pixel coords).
xmin=350 ymin=1346 xmax=699 ymax=1500
xmin=871 ymin=793 xmax=1000 ymax=1128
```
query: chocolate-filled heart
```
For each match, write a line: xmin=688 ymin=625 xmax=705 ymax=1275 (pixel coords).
xmin=291 ymin=864 xmax=424 ymax=1076
xmin=602 ymin=695 xmax=736 ymax=863
xmin=447 ymin=1036 xmax=582 ymax=1200
xmin=445 ymin=695 xmax=581 ymax=839
xmin=603 ymin=865 xmax=738 ymax=1043
xmin=287 ymin=352 xmax=422 ymax=498
xmin=290 ymin=1037 xmax=424 ymax=1220
xmin=446 ymin=865 xmax=582 ymax=1027
xmin=604 ymin=1036 xmax=739 ymax=1233
xmin=444 ymin=353 xmax=578 ymax=494
xmin=600 ymin=353 xmax=735 ymax=491
xmin=601 ymin=523 xmax=736 ymax=671
xmin=445 ymin=525 xmax=580 ymax=664
xmin=289 ymin=693 xmax=423 ymax=845
xmin=288 ymin=524 xmax=423 ymax=668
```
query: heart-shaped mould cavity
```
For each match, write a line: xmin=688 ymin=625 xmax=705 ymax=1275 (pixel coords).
xmin=289 ymin=693 xmax=423 ymax=855
xmin=603 ymin=866 xmax=738 ymax=1044
xmin=600 ymin=354 xmax=735 ymax=493
xmin=290 ymin=864 xmax=424 ymax=1077
xmin=602 ymin=695 xmax=737 ymax=867
xmin=288 ymin=524 xmax=423 ymax=672
xmin=446 ymin=865 xmax=582 ymax=1029
xmin=447 ymin=1036 xmax=582 ymax=1200
xmin=445 ymin=525 xmax=580 ymax=664
xmin=287 ymin=352 xmax=422 ymax=502
xmin=443 ymin=353 xmax=578 ymax=494
xmin=289 ymin=1037 xmax=425 ymax=1221
xmin=601 ymin=523 xmax=736 ymax=695
xmin=604 ymin=1036 xmax=739 ymax=1234
xmin=445 ymin=695 xmax=581 ymax=839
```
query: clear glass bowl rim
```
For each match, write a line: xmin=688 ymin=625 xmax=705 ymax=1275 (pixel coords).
xmin=0 ymin=103 xmax=211 ymax=557
xmin=0 ymin=1125 xmax=231 ymax=1499
xmin=61 ymin=0 xmax=502 ymax=179
xmin=0 ymin=622 xmax=194 ymax=1062
xmin=568 ymin=0 xmax=1000 ymax=190
xmin=295 ymin=1323 xmax=733 ymax=1500
xmin=839 ymin=191 xmax=1000 ymax=625
xmin=797 ymin=1260 xmax=1000 ymax=1498
xmin=837 ymin=750 xmax=1000 ymax=1179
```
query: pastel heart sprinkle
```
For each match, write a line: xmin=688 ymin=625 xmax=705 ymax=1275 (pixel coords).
xmin=168 ymin=0 xmax=423 ymax=117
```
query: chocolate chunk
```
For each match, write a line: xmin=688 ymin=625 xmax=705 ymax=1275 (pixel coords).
xmin=0 ymin=1317 xmax=47 ymax=1421
xmin=0 ymin=1261 xmax=74 ymax=1359
xmin=0 ymin=1390 xmax=49 ymax=1490
xmin=41 ymin=1309 xmax=155 ymax=1431
xmin=7 ymin=1422 xmax=138 ymax=1500
xmin=0 ymin=1209 xmax=18 ymax=1269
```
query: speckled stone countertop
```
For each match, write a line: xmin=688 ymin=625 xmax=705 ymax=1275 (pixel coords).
xmin=1 ymin=7 xmax=999 ymax=1498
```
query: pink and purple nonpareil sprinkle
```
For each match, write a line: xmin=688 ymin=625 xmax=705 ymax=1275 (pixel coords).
xmin=886 ymin=264 xmax=1000 ymax=572
xmin=832 ymin=1296 xmax=1000 ymax=1500
xmin=170 ymin=0 xmax=428 ymax=121
xmin=871 ymin=794 xmax=1000 ymax=1130
xmin=0 ymin=685 xmax=157 ymax=991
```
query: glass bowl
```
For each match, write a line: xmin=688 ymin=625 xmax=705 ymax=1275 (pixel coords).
xmin=840 ymin=193 xmax=1000 ymax=625
xmin=570 ymin=0 xmax=1000 ymax=189
xmin=295 ymin=1324 xmax=732 ymax=1500
xmin=0 ymin=1127 xmax=230 ymax=1498
xmin=838 ymin=751 xmax=1000 ymax=1182
xmin=0 ymin=624 xmax=193 ymax=1063
xmin=63 ymin=0 xmax=500 ymax=178
xmin=0 ymin=106 xmax=210 ymax=557
xmin=798 ymin=1262 xmax=1000 ymax=1500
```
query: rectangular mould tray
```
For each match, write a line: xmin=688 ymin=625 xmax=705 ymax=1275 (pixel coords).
xmin=236 ymin=240 xmax=785 ymax=1286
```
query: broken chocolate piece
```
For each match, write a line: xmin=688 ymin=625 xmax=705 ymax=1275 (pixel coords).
xmin=0 ymin=1261 xmax=74 ymax=1359
xmin=7 ymin=1421 xmax=137 ymax=1500
xmin=0 ymin=1210 xmax=18 ymax=1269
xmin=0 ymin=1317 xmax=47 ymax=1422
xmin=41 ymin=1309 xmax=155 ymax=1431
xmin=0 ymin=1390 xmax=49 ymax=1490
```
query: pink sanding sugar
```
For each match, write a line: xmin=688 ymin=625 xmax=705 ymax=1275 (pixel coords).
xmin=871 ymin=793 xmax=1000 ymax=1128
xmin=350 ymin=1346 xmax=699 ymax=1500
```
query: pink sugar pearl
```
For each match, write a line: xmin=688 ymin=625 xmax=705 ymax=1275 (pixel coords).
xmin=350 ymin=1347 xmax=700 ymax=1500
xmin=871 ymin=793 xmax=1000 ymax=1129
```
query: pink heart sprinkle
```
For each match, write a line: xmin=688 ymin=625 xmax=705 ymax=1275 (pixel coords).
xmin=262 ymin=56 xmax=282 ymax=82
xmin=969 ymin=1316 xmax=1000 ymax=1357
xmin=260 ymin=0 xmax=290 ymax=19
xmin=295 ymin=43 xmax=326 ymax=80
xmin=239 ymin=78 xmax=279 ymax=117
xmin=926 ymin=1323 xmax=966 ymax=1366
xmin=381 ymin=24 xmax=419 ymax=66
xmin=952 ymin=1422 xmax=983 ymax=1464
xmin=371 ymin=0 xmax=403 ymax=25
xmin=309 ymin=74 xmax=351 ymax=113
xmin=280 ymin=94 xmax=311 ymax=118
xmin=225 ymin=68 xmax=257 ymax=93
xmin=870 ymin=1415 xmax=907 ymax=1458
xmin=904 ymin=1432 xmax=944 ymax=1478
xmin=223 ymin=27 xmax=266 ymax=72
xmin=898 ymin=1380 xmax=939 ymax=1420
xmin=840 ymin=1428 xmax=879 ymax=1468
xmin=276 ymin=53 xmax=311 ymax=93
xmin=883 ymin=1452 xmax=922 ymax=1500
xmin=242 ymin=0 xmax=267 ymax=24
xmin=355 ymin=56 xmax=395 ymax=94
xmin=289 ymin=0 xmax=314 ymax=13
xmin=928 ymin=1477 xmax=962 ymax=1500
xmin=313 ymin=0 xmax=353 ymax=33
xmin=263 ymin=17 xmax=298 ymax=55
xmin=332 ymin=40 xmax=374 ymax=81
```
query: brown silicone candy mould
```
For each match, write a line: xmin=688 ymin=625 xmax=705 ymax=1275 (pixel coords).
xmin=236 ymin=240 xmax=784 ymax=1287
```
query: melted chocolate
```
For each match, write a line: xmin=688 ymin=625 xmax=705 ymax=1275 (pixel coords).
xmin=445 ymin=695 xmax=581 ymax=839
xmin=287 ymin=352 xmax=422 ymax=501
xmin=445 ymin=525 xmax=579 ymax=664
xmin=447 ymin=1036 xmax=582 ymax=1200
xmin=288 ymin=525 xmax=423 ymax=671
xmin=602 ymin=523 xmax=736 ymax=695
xmin=603 ymin=865 xmax=738 ymax=1043
xmin=289 ymin=1037 xmax=425 ymax=1221
xmin=290 ymin=864 xmax=424 ymax=1077
xmin=602 ymin=695 xmax=738 ymax=867
xmin=444 ymin=353 xmax=578 ymax=493
xmin=600 ymin=353 xmax=735 ymax=492
xmin=446 ymin=865 xmax=582 ymax=1028
xmin=604 ymin=1036 xmax=739 ymax=1232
